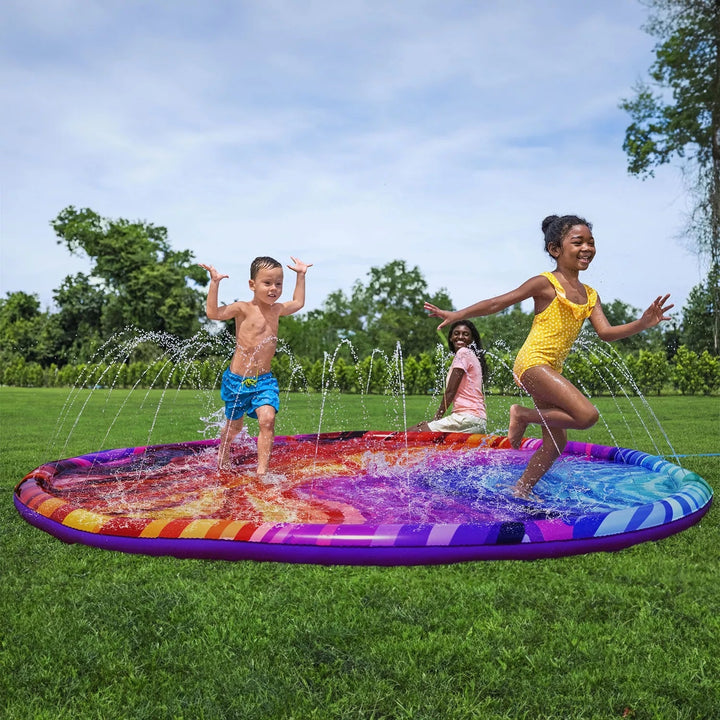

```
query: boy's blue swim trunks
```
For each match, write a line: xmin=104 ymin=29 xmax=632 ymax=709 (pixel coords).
xmin=220 ymin=370 xmax=280 ymax=421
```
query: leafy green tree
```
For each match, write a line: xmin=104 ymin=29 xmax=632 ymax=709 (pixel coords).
xmin=600 ymin=299 xmax=666 ymax=352
xmin=697 ymin=348 xmax=720 ymax=393
xmin=51 ymin=207 xmax=207 ymax=350
xmin=0 ymin=292 xmax=41 ymax=364
xmin=357 ymin=353 xmax=390 ymax=394
xmin=403 ymin=352 xmax=441 ymax=395
xmin=281 ymin=260 xmax=452 ymax=360
xmin=624 ymin=350 xmax=671 ymax=395
xmin=671 ymin=344 xmax=705 ymax=393
xmin=681 ymin=267 xmax=718 ymax=353
xmin=345 ymin=260 xmax=453 ymax=358
xmin=0 ymin=291 xmax=65 ymax=366
xmin=565 ymin=350 xmax=611 ymax=397
xmin=278 ymin=300 xmax=356 ymax=360
xmin=473 ymin=304 xmax=533 ymax=356
xmin=51 ymin=273 xmax=106 ymax=361
xmin=484 ymin=350 xmax=518 ymax=395
xmin=620 ymin=0 xmax=720 ymax=352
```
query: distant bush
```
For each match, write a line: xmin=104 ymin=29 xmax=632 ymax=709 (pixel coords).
xmin=1 ymin=346 xmax=717 ymax=395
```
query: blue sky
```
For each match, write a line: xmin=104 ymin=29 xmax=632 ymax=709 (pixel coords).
xmin=0 ymin=0 xmax=706 ymax=321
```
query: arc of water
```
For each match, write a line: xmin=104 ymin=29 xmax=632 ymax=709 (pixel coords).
xmin=573 ymin=336 xmax=679 ymax=463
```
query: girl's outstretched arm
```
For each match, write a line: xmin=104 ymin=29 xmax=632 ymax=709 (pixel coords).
xmin=425 ymin=276 xmax=550 ymax=329
xmin=591 ymin=294 xmax=673 ymax=342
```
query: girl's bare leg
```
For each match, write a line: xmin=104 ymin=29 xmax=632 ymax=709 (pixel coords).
xmin=508 ymin=366 xmax=599 ymax=497
xmin=508 ymin=365 xmax=599 ymax=449
xmin=512 ymin=424 xmax=567 ymax=499
xmin=255 ymin=405 xmax=277 ymax=476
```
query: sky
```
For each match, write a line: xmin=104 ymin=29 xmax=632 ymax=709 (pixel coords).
xmin=0 ymin=0 xmax=708 ymax=321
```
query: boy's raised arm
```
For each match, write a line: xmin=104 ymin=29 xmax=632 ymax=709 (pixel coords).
xmin=281 ymin=257 xmax=313 ymax=316
xmin=198 ymin=263 xmax=231 ymax=320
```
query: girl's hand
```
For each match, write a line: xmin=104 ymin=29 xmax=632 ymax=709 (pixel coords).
xmin=198 ymin=263 xmax=229 ymax=282
xmin=424 ymin=302 xmax=456 ymax=329
xmin=288 ymin=257 xmax=313 ymax=274
xmin=641 ymin=294 xmax=673 ymax=328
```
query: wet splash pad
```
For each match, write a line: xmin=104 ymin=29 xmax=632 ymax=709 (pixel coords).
xmin=14 ymin=431 xmax=712 ymax=565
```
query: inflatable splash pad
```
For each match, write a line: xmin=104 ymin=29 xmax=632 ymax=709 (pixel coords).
xmin=14 ymin=431 xmax=713 ymax=565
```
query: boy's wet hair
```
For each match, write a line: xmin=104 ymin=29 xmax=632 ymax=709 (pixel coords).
xmin=250 ymin=256 xmax=282 ymax=279
xmin=542 ymin=214 xmax=592 ymax=255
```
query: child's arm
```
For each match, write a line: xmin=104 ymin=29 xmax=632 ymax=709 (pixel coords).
xmin=425 ymin=276 xmax=549 ymax=329
xmin=198 ymin=263 xmax=244 ymax=321
xmin=591 ymin=294 xmax=673 ymax=342
xmin=279 ymin=257 xmax=313 ymax=316
xmin=433 ymin=368 xmax=464 ymax=420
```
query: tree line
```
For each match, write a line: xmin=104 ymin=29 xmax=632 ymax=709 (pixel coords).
xmin=2 ymin=332 xmax=718 ymax=397
xmin=1 ymin=206 xmax=718 ymax=395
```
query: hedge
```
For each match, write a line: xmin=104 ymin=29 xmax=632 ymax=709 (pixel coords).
xmin=1 ymin=344 xmax=717 ymax=396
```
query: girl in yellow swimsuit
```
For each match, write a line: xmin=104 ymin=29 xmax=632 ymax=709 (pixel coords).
xmin=424 ymin=214 xmax=673 ymax=500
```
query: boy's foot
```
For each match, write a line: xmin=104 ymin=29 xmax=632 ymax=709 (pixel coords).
xmin=257 ymin=470 xmax=286 ymax=485
xmin=508 ymin=405 xmax=528 ymax=449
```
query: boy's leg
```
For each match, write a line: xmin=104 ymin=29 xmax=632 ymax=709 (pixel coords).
xmin=254 ymin=405 xmax=276 ymax=476
xmin=218 ymin=417 xmax=244 ymax=469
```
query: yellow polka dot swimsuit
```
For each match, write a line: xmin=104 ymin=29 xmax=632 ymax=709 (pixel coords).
xmin=513 ymin=271 xmax=597 ymax=384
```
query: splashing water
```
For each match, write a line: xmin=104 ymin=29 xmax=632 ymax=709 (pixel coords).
xmin=45 ymin=327 xmax=693 ymax=494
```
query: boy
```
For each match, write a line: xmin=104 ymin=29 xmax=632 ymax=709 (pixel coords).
xmin=199 ymin=256 xmax=312 ymax=475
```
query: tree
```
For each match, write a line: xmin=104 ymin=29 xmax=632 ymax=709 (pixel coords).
xmin=600 ymin=299 xmax=666 ymax=352
xmin=681 ymin=268 xmax=718 ymax=352
xmin=0 ymin=291 xmax=64 ymax=366
xmin=282 ymin=260 xmax=453 ymax=359
xmin=472 ymin=303 xmax=533 ymax=356
xmin=51 ymin=272 xmax=106 ymax=361
xmin=620 ymin=0 xmax=720 ymax=352
xmin=358 ymin=260 xmax=453 ymax=358
xmin=51 ymin=207 xmax=207 ymax=349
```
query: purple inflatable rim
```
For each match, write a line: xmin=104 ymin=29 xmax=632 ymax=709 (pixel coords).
xmin=12 ymin=495 xmax=711 ymax=565
xmin=13 ymin=432 xmax=714 ymax=565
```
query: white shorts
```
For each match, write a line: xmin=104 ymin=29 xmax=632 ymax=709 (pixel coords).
xmin=426 ymin=413 xmax=487 ymax=434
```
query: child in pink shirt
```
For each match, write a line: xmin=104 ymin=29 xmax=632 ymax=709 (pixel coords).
xmin=408 ymin=320 xmax=487 ymax=434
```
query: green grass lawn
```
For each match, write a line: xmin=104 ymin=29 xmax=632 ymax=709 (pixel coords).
xmin=1 ymin=387 xmax=718 ymax=720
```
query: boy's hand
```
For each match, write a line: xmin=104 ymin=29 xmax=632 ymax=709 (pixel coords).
xmin=198 ymin=263 xmax=229 ymax=282
xmin=287 ymin=257 xmax=313 ymax=275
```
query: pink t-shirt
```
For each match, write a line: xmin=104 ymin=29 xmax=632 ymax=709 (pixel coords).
xmin=448 ymin=347 xmax=486 ymax=419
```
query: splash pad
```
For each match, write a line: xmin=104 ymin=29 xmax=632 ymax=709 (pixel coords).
xmin=14 ymin=431 xmax=712 ymax=565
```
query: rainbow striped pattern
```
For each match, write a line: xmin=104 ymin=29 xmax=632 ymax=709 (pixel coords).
xmin=14 ymin=432 xmax=713 ymax=564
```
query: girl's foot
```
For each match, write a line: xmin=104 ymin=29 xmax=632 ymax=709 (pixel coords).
xmin=511 ymin=483 xmax=542 ymax=502
xmin=508 ymin=404 xmax=528 ymax=449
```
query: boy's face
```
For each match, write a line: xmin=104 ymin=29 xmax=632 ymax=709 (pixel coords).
xmin=249 ymin=266 xmax=284 ymax=306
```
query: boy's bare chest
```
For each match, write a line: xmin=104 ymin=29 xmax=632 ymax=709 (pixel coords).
xmin=239 ymin=308 xmax=278 ymax=340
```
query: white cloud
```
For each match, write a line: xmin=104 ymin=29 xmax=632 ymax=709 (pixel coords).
xmin=0 ymin=0 xmax=708 ymax=330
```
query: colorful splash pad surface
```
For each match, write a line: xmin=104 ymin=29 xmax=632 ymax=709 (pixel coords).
xmin=14 ymin=431 xmax=713 ymax=565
